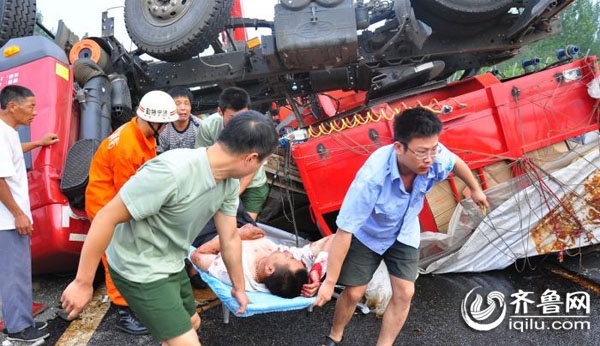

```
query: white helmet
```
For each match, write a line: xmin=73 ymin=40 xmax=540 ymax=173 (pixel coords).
xmin=136 ymin=90 xmax=178 ymax=123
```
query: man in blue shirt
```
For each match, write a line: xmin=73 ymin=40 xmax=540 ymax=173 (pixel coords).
xmin=314 ymin=107 xmax=489 ymax=346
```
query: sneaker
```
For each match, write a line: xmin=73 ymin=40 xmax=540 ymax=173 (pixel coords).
xmin=7 ymin=326 xmax=49 ymax=342
xmin=2 ymin=321 xmax=47 ymax=334
xmin=116 ymin=307 xmax=149 ymax=335
xmin=35 ymin=321 xmax=48 ymax=331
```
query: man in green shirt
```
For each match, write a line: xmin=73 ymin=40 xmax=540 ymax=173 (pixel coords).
xmin=61 ymin=111 xmax=280 ymax=346
xmin=196 ymin=87 xmax=268 ymax=220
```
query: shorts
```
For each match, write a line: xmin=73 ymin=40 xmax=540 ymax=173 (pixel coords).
xmin=108 ymin=266 xmax=196 ymax=341
xmin=240 ymin=183 xmax=269 ymax=213
xmin=337 ymin=236 xmax=419 ymax=286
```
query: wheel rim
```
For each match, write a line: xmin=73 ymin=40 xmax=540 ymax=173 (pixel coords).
xmin=141 ymin=0 xmax=194 ymax=27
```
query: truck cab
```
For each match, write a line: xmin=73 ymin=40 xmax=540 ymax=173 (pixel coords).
xmin=0 ymin=36 xmax=90 ymax=273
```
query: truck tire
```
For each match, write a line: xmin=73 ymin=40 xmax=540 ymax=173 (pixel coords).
xmin=124 ymin=0 xmax=234 ymax=62
xmin=412 ymin=0 xmax=513 ymax=36
xmin=0 ymin=0 xmax=36 ymax=47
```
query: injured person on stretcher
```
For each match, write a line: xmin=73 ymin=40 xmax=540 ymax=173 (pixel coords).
xmin=190 ymin=232 xmax=333 ymax=298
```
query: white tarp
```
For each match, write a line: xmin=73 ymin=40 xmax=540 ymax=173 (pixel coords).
xmin=419 ymin=147 xmax=600 ymax=274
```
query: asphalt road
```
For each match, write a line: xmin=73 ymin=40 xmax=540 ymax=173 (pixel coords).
xmin=1 ymin=247 xmax=599 ymax=346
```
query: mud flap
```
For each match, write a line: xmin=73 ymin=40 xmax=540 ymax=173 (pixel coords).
xmin=60 ymin=139 xmax=101 ymax=210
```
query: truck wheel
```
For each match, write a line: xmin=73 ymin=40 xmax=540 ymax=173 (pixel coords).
xmin=124 ymin=0 xmax=233 ymax=62
xmin=412 ymin=0 xmax=513 ymax=36
xmin=0 ymin=0 xmax=36 ymax=47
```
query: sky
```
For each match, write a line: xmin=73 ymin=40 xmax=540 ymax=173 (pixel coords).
xmin=37 ymin=0 xmax=276 ymax=51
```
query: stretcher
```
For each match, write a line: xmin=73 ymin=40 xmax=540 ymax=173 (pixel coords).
xmin=198 ymin=270 xmax=315 ymax=323
xmin=189 ymin=223 xmax=316 ymax=323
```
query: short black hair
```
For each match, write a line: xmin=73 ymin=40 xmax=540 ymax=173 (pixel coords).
xmin=264 ymin=264 xmax=308 ymax=299
xmin=167 ymin=86 xmax=193 ymax=103
xmin=393 ymin=107 xmax=443 ymax=145
xmin=217 ymin=110 xmax=279 ymax=161
xmin=0 ymin=85 xmax=34 ymax=109
xmin=218 ymin=87 xmax=251 ymax=112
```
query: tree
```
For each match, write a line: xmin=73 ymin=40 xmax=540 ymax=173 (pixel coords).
xmin=486 ymin=0 xmax=600 ymax=78
xmin=529 ymin=0 xmax=600 ymax=59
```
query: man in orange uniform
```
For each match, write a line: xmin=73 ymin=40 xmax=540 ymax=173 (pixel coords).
xmin=85 ymin=90 xmax=177 ymax=335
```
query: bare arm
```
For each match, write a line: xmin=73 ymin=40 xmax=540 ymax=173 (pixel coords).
xmin=452 ymin=156 xmax=489 ymax=211
xmin=301 ymin=235 xmax=334 ymax=297
xmin=189 ymin=251 xmax=217 ymax=271
xmin=213 ymin=211 xmax=249 ymax=313
xmin=196 ymin=236 xmax=221 ymax=254
xmin=314 ymin=229 xmax=353 ymax=306
xmin=308 ymin=234 xmax=335 ymax=255
xmin=22 ymin=133 xmax=58 ymax=153
xmin=196 ymin=223 xmax=265 ymax=254
xmin=0 ymin=178 xmax=31 ymax=235
xmin=61 ymin=195 xmax=132 ymax=319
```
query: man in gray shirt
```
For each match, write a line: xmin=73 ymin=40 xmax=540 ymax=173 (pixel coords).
xmin=157 ymin=86 xmax=202 ymax=153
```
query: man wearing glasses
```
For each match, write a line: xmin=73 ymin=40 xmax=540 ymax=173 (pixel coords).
xmin=314 ymin=107 xmax=489 ymax=346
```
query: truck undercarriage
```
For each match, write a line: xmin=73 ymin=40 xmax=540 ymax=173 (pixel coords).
xmin=43 ymin=0 xmax=578 ymax=112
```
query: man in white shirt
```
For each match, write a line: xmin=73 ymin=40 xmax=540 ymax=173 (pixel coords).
xmin=0 ymin=85 xmax=58 ymax=343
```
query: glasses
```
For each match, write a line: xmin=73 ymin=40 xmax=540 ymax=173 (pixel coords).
xmin=405 ymin=145 xmax=441 ymax=160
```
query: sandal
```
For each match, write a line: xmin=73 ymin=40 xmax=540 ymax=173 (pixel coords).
xmin=322 ymin=335 xmax=342 ymax=346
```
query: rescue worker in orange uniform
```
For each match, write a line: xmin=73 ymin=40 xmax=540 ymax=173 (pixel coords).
xmin=85 ymin=90 xmax=177 ymax=335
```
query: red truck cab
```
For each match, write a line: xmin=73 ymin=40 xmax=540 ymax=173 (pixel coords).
xmin=0 ymin=36 xmax=90 ymax=274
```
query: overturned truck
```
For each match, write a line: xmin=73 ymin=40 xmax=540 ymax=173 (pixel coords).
xmin=0 ymin=0 xmax=597 ymax=274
